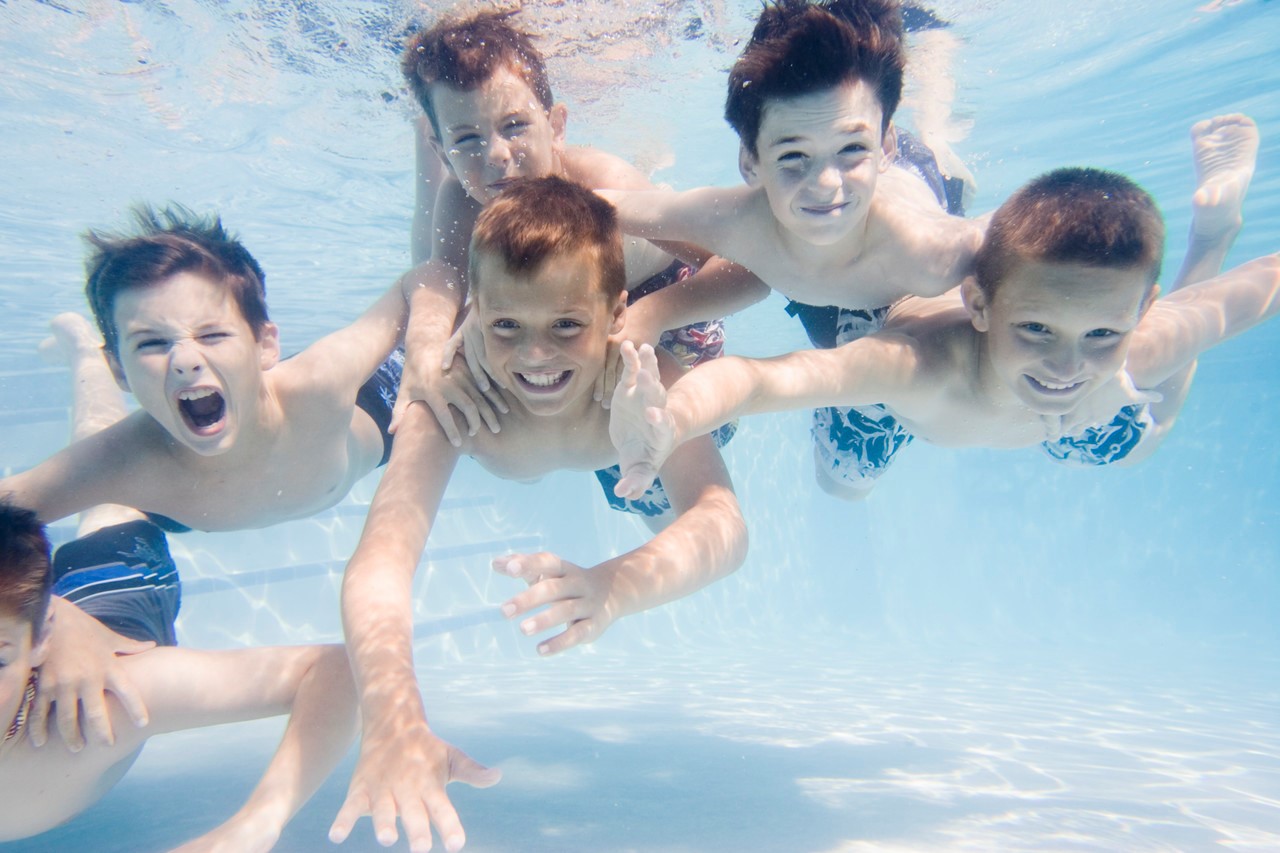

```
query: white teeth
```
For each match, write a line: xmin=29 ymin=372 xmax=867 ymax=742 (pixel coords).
xmin=1033 ymin=378 xmax=1079 ymax=391
xmin=177 ymin=388 xmax=217 ymax=401
xmin=518 ymin=371 xmax=568 ymax=387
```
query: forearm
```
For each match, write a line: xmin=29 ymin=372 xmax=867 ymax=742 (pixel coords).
xmin=606 ymin=486 xmax=746 ymax=621
xmin=638 ymin=258 xmax=770 ymax=334
xmin=226 ymin=645 xmax=359 ymax=834
xmin=1169 ymin=226 xmax=1240 ymax=292
xmin=401 ymin=261 xmax=467 ymax=357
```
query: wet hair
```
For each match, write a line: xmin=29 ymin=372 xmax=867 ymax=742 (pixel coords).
xmin=726 ymin=0 xmax=906 ymax=157
xmin=84 ymin=205 xmax=270 ymax=360
xmin=0 ymin=499 xmax=53 ymax=640
xmin=402 ymin=10 xmax=554 ymax=141
xmin=468 ymin=176 xmax=626 ymax=302
xmin=974 ymin=167 xmax=1166 ymax=296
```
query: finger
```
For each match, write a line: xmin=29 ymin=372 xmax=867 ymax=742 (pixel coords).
xmin=28 ymin=681 xmax=53 ymax=747
xmin=481 ymin=382 xmax=509 ymax=416
xmin=450 ymin=752 xmax=502 ymax=789
xmin=518 ymin=599 xmax=580 ymax=637
xmin=615 ymin=468 xmax=658 ymax=499
xmin=106 ymin=671 xmax=151 ymax=729
xmin=328 ymin=791 xmax=368 ymax=844
xmin=537 ymin=619 xmax=595 ymax=656
xmin=425 ymin=790 xmax=466 ymax=853
xmin=371 ymin=794 xmax=401 ymax=848
xmin=442 ymin=331 xmax=464 ymax=372
xmin=78 ymin=686 xmax=115 ymax=746
xmin=389 ymin=395 xmax=410 ymax=436
xmin=425 ymin=398 xmax=464 ymax=448
xmin=619 ymin=340 xmax=641 ymax=388
xmin=399 ymin=796 xmax=435 ymax=853
xmin=503 ymin=579 xmax=571 ymax=620
xmin=56 ymin=690 xmax=85 ymax=752
xmin=493 ymin=552 xmax=565 ymax=582
xmin=463 ymin=339 xmax=490 ymax=393
xmin=468 ymin=390 xmax=502 ymax=434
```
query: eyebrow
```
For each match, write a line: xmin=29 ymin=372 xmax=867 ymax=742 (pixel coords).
xmin=764 ymin=123 xmax=874 ymax=150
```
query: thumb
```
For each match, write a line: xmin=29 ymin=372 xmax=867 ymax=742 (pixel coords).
xmin=449 ymin=749 xmax=502 ymax=788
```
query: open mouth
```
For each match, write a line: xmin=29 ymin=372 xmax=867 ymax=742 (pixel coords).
xmin=177 ymin=387 xmax=227 ymax=434
xmin=1025 ymin=375 xmax=1085 ymax=396
xmin=514 ymin=370 xmax=571 ymax=394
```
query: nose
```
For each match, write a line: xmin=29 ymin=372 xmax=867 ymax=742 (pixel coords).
xmin=486 ymin=133 xmax=512 ymax=168
xmin=1045 ymin=343 xmax=1084 ymax=379
xmin=515 ymin=333 xmax=553 ymax=363
xmin=814 ymin=162 xmax=842 ymax=192
xmin=169 ymin=340 xmax=205 ymax=376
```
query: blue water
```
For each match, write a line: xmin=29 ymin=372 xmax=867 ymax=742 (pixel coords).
xmin=1 ymin=1 xmax=1278 ymax=850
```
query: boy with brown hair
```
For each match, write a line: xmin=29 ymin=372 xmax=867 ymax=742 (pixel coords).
xmin=393 ymin=8 xmax=761 ymax=445
xmin=331 ymin=176 xmax=747 ymax=853
xmin=608 ymin=167 xmax=1279 ymax=498
xmin=0 ymin=498 xmax=358 ymax=850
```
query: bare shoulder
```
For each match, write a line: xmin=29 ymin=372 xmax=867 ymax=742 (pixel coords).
xmin=563 ymin=145 xmax=656 ymax=191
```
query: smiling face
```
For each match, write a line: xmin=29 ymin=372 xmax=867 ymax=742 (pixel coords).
xmin=966 ymin=260 xmax=1156 ymax=415
xmin=110 ymin=271 xmax=280 ymax=456
xmin=430 ymin=66 xmax=567 ymax=207
xmin=474 ymin=248 xmax=624 ymax=417
xmin=740 ymin=80 xmax=891 ymax=248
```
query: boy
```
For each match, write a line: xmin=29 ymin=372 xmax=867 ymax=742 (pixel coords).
xmin=330 ymin=177 xmax=747 ymax=853
xmin=600 ymin=0 xmax=1255 ymax=498
xmin=0 ymin=206 xmax=408 ymax=532
xmin=0 ymin=498 xmax=357 ymax=849
xmin=608 ymin=168 xmax=1280 ymax=499
xmin=393 ymin=9 xmax=763 ymax=444
xmin=0 ymin=206 xmax=405 ymax=750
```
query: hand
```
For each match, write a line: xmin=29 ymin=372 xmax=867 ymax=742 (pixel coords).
xmin=31 ymin=598 xmax=153 ymax=750
xmin=609 ymin=342 xmax=676 ymax=499
xmin=167 ymin=811 xmax=282 ymax=853
xmin=1053 ymin=370 xmax=1164 ymax=439
xmin=594 ymin=333 xmax=626 ymax=409
xmin=330 ymin=719 xmax=500 ymax=853
xmin=389 ymin=342 xmax=508 ymax=447
xmin=494 ymin=552 xmax=619 ymax=656
xmin=442 ymin=307 xmax=503 ymax=393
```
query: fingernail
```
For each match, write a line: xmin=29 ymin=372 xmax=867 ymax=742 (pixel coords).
xmin=537 ymin=644 xmax=550 ymax=656
xmin=520 ymin=620 xmax=535 ymax=635
xmin=446 ymin=834 xmax=465 ymax=853
xmin=451 ymin=437 xmax=462 ymax=448
xmin=501 ymin=603 xmax=515 ymax=618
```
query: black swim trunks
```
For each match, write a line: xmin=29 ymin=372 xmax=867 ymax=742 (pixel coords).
xmin=52 ymin=519 xmax=181 ymax=646
xmin=354 ymin=348 xmax=406 ymax=467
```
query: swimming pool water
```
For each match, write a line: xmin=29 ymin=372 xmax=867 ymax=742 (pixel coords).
xmin=1 ymin=1 xmax=1278 ymax=850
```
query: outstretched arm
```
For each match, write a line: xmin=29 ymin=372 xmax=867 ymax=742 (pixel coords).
xmin=155 ymin=645 xmax=359 ymax=853
xmin=1128 ymin=253 xmax=1280 ymax=388
xmin=331 ymin=405 xmax=499 ymax=853
xmin=501 ymin=351 xmax=747 ymax=656
xmin=610 ymin=337 xmax=918 ymax=497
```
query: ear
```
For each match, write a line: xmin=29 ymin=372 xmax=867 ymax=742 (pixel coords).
xmin=105 ymin=347 xmax=130 ymax=393
xmin=961 ymin=276 xmax=991 ymax=332
xmin=30 ymin=609 xmax=55 ymax=668
xmin=738 ymin=144 xmax=762 ymax=187
xmin=879 ymin=121 xmax=898 ymax=173
xmin=427 ymin=132 xmax=458 ymax=180
xmin=1138 ymin=283 xmax=1161 ymax=317
xmin=549 ymin=102 xmax=568 ymax=151
xmin=609 ymin=291 xmax=628 ymax=335
xmin=257 ymin=322 xmax=281 ymax=370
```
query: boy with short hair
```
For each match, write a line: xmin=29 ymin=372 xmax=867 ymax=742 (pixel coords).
xmin=393 ymin=8 xmax=761 ymax=443
xmin=608 ymin=167 xmax=1280 ymax=499
xmin=0 ymin=206 xmax=408 ymax=532
xmin=0 ymin=498 xmax=358 ymax=850
xmin=331 ymin=176 xmax=747 ymax=853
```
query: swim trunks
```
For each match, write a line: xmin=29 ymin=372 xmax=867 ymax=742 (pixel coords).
xmin=52 ymin=519 xmax=181 ymax=646
xmin=355 ymin=347 xmax=406 ymax=467
xmin=811 ymin=306 xmax=915 ymax=492
xmin=593 ymin=260 xmax=734 ymax=516
xmin=143 ymin=348 xmax=405 ymax=532
xmin=1042 ymin=404 xmax=1153 ymax=466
